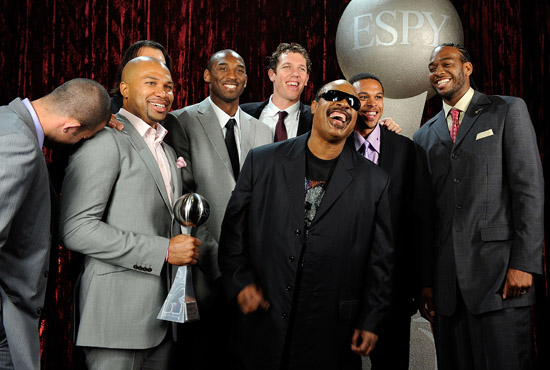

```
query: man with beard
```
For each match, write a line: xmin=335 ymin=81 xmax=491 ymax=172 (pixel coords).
xmin=163 ymin=49 xmax=271 ymax=369
xmin=414 ymin=43 xmax=543 ymax=369
xmin=349 ymin=72 xmax=416 ymax=370
xmin=219 ymin=80 xmax=394 ymax=370
xmin=60 ymin=57 xmax=200 ymax=370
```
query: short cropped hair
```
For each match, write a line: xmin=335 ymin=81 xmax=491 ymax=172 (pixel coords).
xmin=111 ymin=40 xmax=172 ymax=96
xmin=48 ymin=78 xmax=111 ymax=131
xmin=348 ymin=72 xmax=385 ymax=94
xmin=268 ymin=43 xmax=312 ymax=74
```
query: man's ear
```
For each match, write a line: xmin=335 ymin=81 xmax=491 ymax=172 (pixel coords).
xmin=203 ymin=68 xmax=211 ymax=83
xmin=464 ymin=61 xmax=473 ymax=77
xmin=61 ymin=119 xmax=81 ymax=132
xmin=120 ymin=82 xmax=129 ymax=98
xmin=311 ymin=101 xmax=318 ymax=115
xmin=268 ymin=69 xmax=276 ymax=82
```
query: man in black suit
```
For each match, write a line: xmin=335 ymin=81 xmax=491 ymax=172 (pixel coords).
xmin=219 ymin=79 xmax=394 ymax=370
xmin=414 ymin=43 xmax=544 ymax=370
xmin=240 ymin=42 xmax=312 ymax=141
xmin=348 ymin=72 xmax=416 ymax=370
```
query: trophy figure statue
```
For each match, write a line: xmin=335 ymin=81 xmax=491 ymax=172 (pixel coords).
xmin=157 ymin=193 xmax=209 ymax=323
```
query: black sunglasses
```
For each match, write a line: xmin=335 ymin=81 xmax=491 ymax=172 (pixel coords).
xmin=318 ymin=90 xmax=361 ymax=111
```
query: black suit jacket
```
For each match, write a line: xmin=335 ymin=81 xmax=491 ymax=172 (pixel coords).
xmin=219 ymin=134 xmax=394 ymax=370
xmin=377 ymin=128 xmax=417 ymax=317
xmin=240 ymin=99 xmax=312 ymax=137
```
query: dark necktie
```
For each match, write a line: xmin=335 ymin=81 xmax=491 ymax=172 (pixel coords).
xmin=449 ymin=108 xmax=460 ymax=143
xmin=225 ymin=118 xmax=240 ymax=179
xmin=274 ymin=111 xmax=288 ymax=142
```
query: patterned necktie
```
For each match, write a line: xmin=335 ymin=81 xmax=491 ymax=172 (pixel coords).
xmin=274 ymin=111 xmax=288 ymax=142
xmin=225 ymin=118 xmax=240 ymax=179
xmin=450 ymin=108 xmax=460 ymax=143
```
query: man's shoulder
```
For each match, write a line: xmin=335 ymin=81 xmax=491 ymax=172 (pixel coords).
xmin=240 ymin=100 xmax=268 ymax=118
xmin=168 ymin=99 xmax=206 ymax=118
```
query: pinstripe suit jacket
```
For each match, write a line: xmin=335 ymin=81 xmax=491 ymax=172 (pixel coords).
xmin=0 ymin=98 xmax=51 ymax=370
xmin=413 ymin=91 xmax=544 ymax=315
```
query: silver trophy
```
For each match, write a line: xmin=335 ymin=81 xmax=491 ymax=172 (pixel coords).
xmin=157 ymin=193 xmax=210 ymax=323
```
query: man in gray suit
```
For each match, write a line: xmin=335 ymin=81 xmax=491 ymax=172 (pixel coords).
xmin=163 ymin=49 xmax=272 ymax=369
xmin=0 ymin=78 xmax=111 ymax=370
xmin=60 ymin=57 xmax=201 ymax=370
xmin=414 ymin=43 xmax=544 ymax=369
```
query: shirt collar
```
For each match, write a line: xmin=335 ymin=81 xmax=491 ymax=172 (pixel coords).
xmin=353 ymin=123 xmax=381 ymax=154
xmin=208 ymin=96 xmax=241 ymax=129
xmin=443 ymin=87 xmax=475 ymax=117
xmin=119 ymin=108 xmax=167 ymax=142
xmin=21 ymin=98 xmax=45 ymax=148
xmin=265 ymin=95 xmax=301 ymax=119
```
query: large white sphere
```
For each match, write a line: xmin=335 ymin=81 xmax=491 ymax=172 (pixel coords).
xmin=336 ymin=0 xmax=464 ymax=99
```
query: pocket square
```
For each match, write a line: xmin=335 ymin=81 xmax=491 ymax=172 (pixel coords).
xmin=476 ymin=129 xmax=493 ymax=140
xmin=176 ymin=157 xmax=187 ymax=168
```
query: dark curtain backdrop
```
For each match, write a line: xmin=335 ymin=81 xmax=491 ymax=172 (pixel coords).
xmin=0 ymin=0 xmax=548 ymax=369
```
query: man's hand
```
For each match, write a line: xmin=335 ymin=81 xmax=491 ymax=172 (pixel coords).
xmin=502 ymin=268 xmax=533 ymax=299
xmin=420 ymin=287 xmax=435 ymax=323
xmin=237 ymin=284 xmax=270 ymax=315
xmin=167 ymin=234 xmax=200 ymax=266
xmin=107 ymin=114 xmax=124 ymax=131
xmin=351 ymin=329 xmax=378 ymax=356
xmin=379 ymin=117 xmax=402 ymax=134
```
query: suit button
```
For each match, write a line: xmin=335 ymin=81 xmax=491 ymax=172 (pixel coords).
xmin=455 ymin=203 xmax=462 ymax=209
xmin=37 ymin=307 xmax=42 ymax=315
xmin=44 ymin=270 xmax=49 ymax=278
xmin=288 ymin=256 xmax=295 ymax=262
xmin=281 ymin=313 xmax=288 ymax=319
xmin=133 ymin=265 xmax=138 ymax=269
xmin=286 ymin=285 xmax=292 ymax=291
xmin=453 ymin=178 xmax=460 ymax=184
xmin=147 ymin=267 xmax=152 ymax=272
xmin=452 ymin=153 xmax=458 ymax=159
xmin=294 ymin=229 xmax=301 ymax=236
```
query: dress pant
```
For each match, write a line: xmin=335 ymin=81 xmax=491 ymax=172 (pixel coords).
xmin=434 ymin=289 xmax=532 ymax=370
xmin=0 ymin=304 xmax=14 ymax=370
xmin=369 ymin=314 xmax=411 ymax=370
xmin=174 ymin=280 xmax=238 ymax=370
xmin=83 ymin=335 xmax=173 ymax=370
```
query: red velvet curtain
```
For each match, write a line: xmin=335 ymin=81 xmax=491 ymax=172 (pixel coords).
xmin=0 ymin=0 xmax=548 ymax=369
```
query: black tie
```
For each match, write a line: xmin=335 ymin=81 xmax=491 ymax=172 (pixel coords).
xmin=225 ymin=118 xmax=240 ymax=179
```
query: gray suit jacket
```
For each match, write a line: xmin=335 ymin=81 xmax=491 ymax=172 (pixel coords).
xmin=164 ymin=98 xmax=272 ymax=307
xmin=413 ymin=91 xmax=544 ymax=315
xmin=60 ymin=112 xmax=183 ymax=349
xmin=0 ymin=98 xmax=50 ymax=370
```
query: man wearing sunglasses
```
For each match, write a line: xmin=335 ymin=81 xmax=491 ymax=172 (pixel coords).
xmin=219 ymin=79 xmax=394 ymax=369
xmin=349 ymin=72 xmax=416 ymax=370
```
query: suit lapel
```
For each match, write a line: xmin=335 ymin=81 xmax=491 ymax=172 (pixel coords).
xmin=283 ymin=136 xmax=308 ymax=222
xmin=311 ymin=144 xmax=354 ymax=224
xmin=239 ymin=110 xmax=254 ymax=167
xmin=117 ymin=114 xmax=173 ymax=212
xmin=454 ymin=91 xmax=491 ymax=146
xmin=431 ymin=110 xmax=453 ymax=149
xmin=196 ymin=99 xmax=234 ymax=175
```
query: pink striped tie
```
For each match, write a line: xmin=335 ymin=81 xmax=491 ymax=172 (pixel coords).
xmin=450 ymin=108 xmax=460 ymax=143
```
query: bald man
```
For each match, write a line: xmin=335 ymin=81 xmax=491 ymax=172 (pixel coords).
xmin=60 ymin=57 xmax=200 ymax=370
